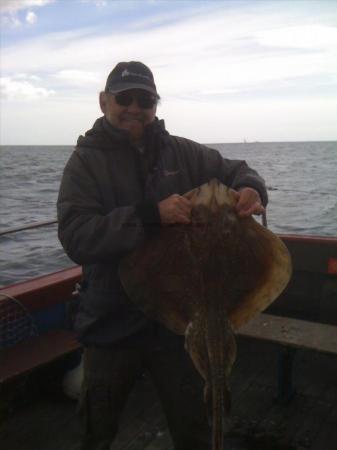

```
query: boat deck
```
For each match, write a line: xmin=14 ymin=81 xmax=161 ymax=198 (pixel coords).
xmin=1 ymin=338 xmax=336 ymax=450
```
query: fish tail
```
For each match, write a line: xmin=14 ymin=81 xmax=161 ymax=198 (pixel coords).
xmin=206 ymin=310 xmax=236 ymax=450
xmin=211 ymin=380 xmax=225 ymax=450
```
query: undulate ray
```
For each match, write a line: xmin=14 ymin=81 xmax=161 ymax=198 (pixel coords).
xmin=119 ymin=178 xmax=292 ymax=450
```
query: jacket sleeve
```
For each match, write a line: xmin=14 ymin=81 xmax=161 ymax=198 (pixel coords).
xmin=57 ymin=150 xmax=148 ymax=265
xmin=194 ymin=143 xmax=268 ymax=206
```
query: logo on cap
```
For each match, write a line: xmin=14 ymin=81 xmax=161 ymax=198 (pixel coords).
xmin=121 ymin=69 xmax=151 ymax=81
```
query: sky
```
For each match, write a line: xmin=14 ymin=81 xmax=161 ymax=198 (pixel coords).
xmin=1 ymin=0 xmax=337 ymax=145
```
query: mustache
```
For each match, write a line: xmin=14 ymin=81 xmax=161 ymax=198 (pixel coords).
xmin=121 ymin=113 xmax=146 ymax=123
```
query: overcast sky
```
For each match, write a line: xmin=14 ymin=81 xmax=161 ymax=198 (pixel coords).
xmin=1 ymin=0 xmax=337 ymax=145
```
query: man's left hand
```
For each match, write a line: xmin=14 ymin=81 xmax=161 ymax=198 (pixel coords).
xmin=233 ymin=187 xmax=265 ymax=217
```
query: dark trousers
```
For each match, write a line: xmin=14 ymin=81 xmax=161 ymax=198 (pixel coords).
xmin=79 ymin=325 xmax=211 ymax=450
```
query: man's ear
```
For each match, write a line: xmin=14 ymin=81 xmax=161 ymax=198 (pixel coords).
xmin=99 ymin=91 xmax=107 ymax=114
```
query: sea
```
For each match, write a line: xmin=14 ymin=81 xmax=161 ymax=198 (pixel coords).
xmin=1 ymin=141 xmax=337 ymax=287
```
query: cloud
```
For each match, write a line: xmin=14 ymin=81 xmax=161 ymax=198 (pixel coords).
xmin=53 ymin=70 xmax=101 ymax=86
xmin=1 ymin=1 xmax=336 ymax=143
xmin=0 ymin=76 xmax=55 ymax=100
xmin=26 ymin=11 xmax=37 ymax=24
xmin=255 ymin=25 xmax=337 ymax=50
xmin=0 ymin=0 xmax=52 ymax=28
xmin=0 ymin=14 xmax=21 ymax=27
xmin=80 ymin=0 xmax=107 ymax=6
xmin=160 ymin=96 xmax=337 ymax=143
xmin=3 ymin=9 xmax=334 ymax=90
xmin=15 ymin=73 xmax=42 ymax=81
xmin=0 ymin=0 xmax=52 ymax=13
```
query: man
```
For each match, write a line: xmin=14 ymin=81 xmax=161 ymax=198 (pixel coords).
xmin=57 ymin=61 xmax=267 ymax=450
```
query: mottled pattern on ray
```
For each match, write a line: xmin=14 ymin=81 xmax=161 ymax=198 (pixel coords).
xmin=119 ymin=179 xmax=292 ymax=450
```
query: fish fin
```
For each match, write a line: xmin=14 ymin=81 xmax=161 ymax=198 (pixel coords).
xmin=185 ymin=315 xmax=209 ymax=380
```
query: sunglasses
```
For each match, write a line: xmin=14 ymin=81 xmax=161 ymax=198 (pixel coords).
xmin=114 ymin=91 xmax=157 ymax=109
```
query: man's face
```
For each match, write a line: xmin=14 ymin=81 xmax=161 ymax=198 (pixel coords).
xmin=99 ymin=89 xmax=157 ymax=143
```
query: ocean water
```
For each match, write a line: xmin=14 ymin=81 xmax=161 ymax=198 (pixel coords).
xmin=1 ymin=142 xmax=337 ymax=286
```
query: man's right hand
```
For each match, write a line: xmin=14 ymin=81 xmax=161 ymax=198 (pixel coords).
xmin=158 ymin=194 xmax=192 ymax=224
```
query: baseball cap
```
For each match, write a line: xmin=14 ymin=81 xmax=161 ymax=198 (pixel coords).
xmin=104 ymin=61 xmax=159 ymax=97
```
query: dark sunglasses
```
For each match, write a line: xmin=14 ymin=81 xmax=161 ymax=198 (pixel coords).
xmin=114 ymin=91 xmax=157 ymax=109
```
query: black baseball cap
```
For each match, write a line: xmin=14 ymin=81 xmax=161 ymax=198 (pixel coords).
xmin=104 ymin=61 xmax=159 ymax=97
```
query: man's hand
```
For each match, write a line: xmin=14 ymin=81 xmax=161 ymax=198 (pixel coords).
xmin=158 ymin=194 xmax=192 ymax=224
xmin=233 ymin=187 xmax=265 ymax=217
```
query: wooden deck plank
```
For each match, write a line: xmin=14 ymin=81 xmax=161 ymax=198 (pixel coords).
xmin=113 ymin=401 xmax=164 ymax=450
xmin=1 ymin=339 xmax=336 ymax=450
xmin=238 ymin=313 xmax=337 ymax=355
xmin=282 ymin=395 xmax=327 ymax=447
xmin=311 ymin=423 xmax=337 ymax=450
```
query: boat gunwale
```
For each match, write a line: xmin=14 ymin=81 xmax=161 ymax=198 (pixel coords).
xmin=1 ymin=233 xmax=336 ymax=310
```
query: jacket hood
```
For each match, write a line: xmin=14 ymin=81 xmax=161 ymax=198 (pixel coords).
xmin=76 ymin=116 xmax=168 ymax=152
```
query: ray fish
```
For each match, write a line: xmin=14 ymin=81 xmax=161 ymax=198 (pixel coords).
xmin=119 ymin=178 xmax=292 ymax=450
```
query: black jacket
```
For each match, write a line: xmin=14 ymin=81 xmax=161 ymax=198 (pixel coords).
xmin=57 ymin=117 xmax=268 ymax=345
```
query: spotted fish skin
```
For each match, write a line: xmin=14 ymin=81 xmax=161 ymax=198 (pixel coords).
xmin=184 ymin=197 xmax=239 ymax=450
xmin=206 ymin=304 xmax=236 ymax=450
xmin=185 ymin=302 xmax=236 ymax=450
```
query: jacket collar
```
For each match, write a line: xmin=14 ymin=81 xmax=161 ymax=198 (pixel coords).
xmin=77 ymin=116 xmax=168 ymax=152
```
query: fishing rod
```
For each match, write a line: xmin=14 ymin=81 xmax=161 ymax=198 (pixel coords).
xmin=0 ymin=215 xmax=268 ymax=236
xmin=0 ymin=219 xmax=58 ymax=237
xmin=0 ymin=187 xmax=334 ymax=237
xmin=267 ymin=187 xmax=337 ymax=197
